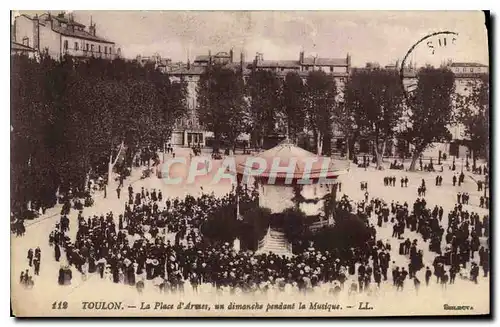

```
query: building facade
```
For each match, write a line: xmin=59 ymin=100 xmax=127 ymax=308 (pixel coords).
xmin=13 ymin=12 xmax=119 ymax=61
xmin=136 ymin=53 xmax=172 ymax=73
xmin=447 ymin=62 xmax=489 ymax=158
xmin=387 ymin=61 xmax=488 ymax=159
xmin=167 ymin=50 xmax=351 ymax=148
xmin=167 ymin=50 xmax=245 ymax=147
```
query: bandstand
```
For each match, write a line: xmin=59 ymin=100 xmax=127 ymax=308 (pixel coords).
xmin=235 ymin=140 xmax=349 ymax=256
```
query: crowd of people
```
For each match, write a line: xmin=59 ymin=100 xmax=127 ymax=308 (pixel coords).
xmin=14 ymin=148 xmax=490 ymax=301
xmin=36 ymin=181 xmax=488 ymax=297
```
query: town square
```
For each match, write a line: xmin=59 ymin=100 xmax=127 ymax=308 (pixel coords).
xmin=10 ymin=10 xmax=490 ymax=317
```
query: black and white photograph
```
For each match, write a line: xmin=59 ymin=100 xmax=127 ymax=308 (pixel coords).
xmin=9 ymin=10 xmax=490 ymax=317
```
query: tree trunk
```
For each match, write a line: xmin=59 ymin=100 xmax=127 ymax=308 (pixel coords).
xmin=85 ymin=168 xmax=92 ymax=192
xmin=373 ymin=140 xmax=385 ymax=170
xmin=107 ymin=140 xmax=125 ymax=186
xmin=409 ymin=150 xmax=421 ymax=172
xmin=213 ymin=131 xmax=220 ymax=153
xmin=328 ymin=183 xmax=338 ymax=226
xmin=317 ymin=132 xmax=323 ymax=155
xmin=345 ymin=138 xmax=350 ymax=160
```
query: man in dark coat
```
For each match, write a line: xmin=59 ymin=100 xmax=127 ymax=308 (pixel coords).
xmin=54 ymin=243 xmax=61 ymax=262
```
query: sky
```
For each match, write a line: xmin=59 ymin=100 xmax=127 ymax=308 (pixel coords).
xmin=15 ymin=10 xmax=489 ymax=67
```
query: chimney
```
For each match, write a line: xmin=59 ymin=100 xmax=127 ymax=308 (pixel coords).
xmin=256 ymin=52 xmax=263 ymax=62
xmin=47 ymin=12 xmax=53 ymax=28
xmin=299 ymin=50 xmax=304 ymax=64
xmin=208 ymin=50 xmax=212 ymax=65
xmin=229 ymin=48 xmax=234 ymax=63
xmin=89 ymin=23 xmax=96 ymax=36
xmin=32 ymin=14 xmax=40 ymax=50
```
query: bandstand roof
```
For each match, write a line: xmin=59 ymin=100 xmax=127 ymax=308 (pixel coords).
xmin=235 ymin=140 xmax=349 ymax=182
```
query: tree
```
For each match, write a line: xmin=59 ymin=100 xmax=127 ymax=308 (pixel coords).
xmin=10 ymin=54 xmax=187 ymax=215
xmin=197 ymin=64 xmax=248 ymax=152
xmin=247 ymin=69 xmax=282 ymax=148
xmin=402 ymin=67 xmax=456 ymax=171
xmin=239 ymin=206 xmax=272 ymax=251
xmin=304 ymin=71 xmax=337 ymax=155
xmin=332 ymin=99 xmax=357 ymax=160
xmin=456 ymin=74 xmax=489 ymax=163
xmin=345 ymin=69 xmax=404 ymax=169
xmin=313 ymin=213 xmax=371 ymax=251
xmin=281 ymin=72 xmax=306 ymax=143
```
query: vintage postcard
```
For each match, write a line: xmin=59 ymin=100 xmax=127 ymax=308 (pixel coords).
xmin=10 ymin=10 xmax=490 ymax=317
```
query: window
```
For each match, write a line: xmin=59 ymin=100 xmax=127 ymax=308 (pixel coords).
xmin=463 ymin=67 xmax=466 ymax=72
xmin=330 ymin=66 xmax=334 ymax=72
xmin=98 ymin=45 xmax=101 ymax=53
xmin=281 ymin=68 xmax=284 ymax=72
xmin=470 ymin=68 xmax=474 ymax=73
xmin=22 ymin=37 xmax=29 ymax=47
xmin=63 ymin=40 xmax=68 ymax=50
xmin=91 ymin=44 xmax=94 ymax=52
xmin=305 ymin=66 xmax=309 ymax=71
xmin=104 ymin=46 xmax=107 ymax=54
xmin=86 ymin=43 xmax=89 ymax=51
xmin=74 ymin=42 xmax=79 ymax=50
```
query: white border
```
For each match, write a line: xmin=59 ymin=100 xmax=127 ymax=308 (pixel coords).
xmin=2 ymin=1 xmax=498 ymax=326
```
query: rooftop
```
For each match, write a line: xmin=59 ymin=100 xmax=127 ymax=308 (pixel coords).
xmin=51 ymin=25 xmax=114 ymax=44
xmin=235 ymin=141 xmax=348 ymax=180
xmin=11 ymin=41 xmax=36 ymax=52
xmin=194 ymin=55 xmax=210 ymax=62
xmin=301 ymin=57 xmax=348 ymax=66
xmin=256 ymin=60 xmax=300 ymax=68
xmin=53 ymin=14 xmax=86 ymax=28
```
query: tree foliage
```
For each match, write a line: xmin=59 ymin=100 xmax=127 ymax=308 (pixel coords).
xmin=197 ymin=64 xmax=248 ymax=152
xmin=246 ymin=69 xmax=282 ymax=147
xmin=456 ymin=74 xmax=490 ymax=161
xmin=345 ymin=69 xmax=404 ymax=168
xmin=11 ymin=54 xmax=187 ymax=215
xmin=401 ymin=67 xmax=455 ymax=171
xmin=281 ymin=72 xmax=306 ymax=143
xmin=304 ymin=71 xmax=337 ymax=155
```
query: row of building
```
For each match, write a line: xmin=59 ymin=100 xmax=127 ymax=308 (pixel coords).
xmin=162 ymin=50 xmax=488 ymax=156
xmin=12 ymin=12 xmax=488 ymax=157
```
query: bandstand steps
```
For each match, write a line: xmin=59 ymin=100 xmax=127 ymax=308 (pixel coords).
xmin=256 ymin=228 xmax=292 ymax=257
